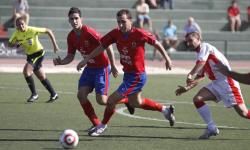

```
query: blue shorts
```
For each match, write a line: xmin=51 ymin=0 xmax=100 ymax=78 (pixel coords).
xmin=117 ymin=72 xmax=147 ymax=97
xmin=78 ymin=66 xmax=110 ymax=95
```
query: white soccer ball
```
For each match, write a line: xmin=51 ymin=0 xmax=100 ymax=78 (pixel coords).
xmin=59 ymin=129 xmax=79 ymax=149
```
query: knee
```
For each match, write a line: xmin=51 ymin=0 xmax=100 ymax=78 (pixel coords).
xmin=77 ymin=92 xmax=88 ymax=101
xmin=96 ymin=99 xmax=106 ymax=106
xmin=193 ymin=96 xmax=205 ymax=109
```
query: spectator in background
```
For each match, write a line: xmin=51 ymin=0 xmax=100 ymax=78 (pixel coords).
xmin=227 ymin=0 xmax=241 ymax=32
xmin=162 ymin=19 xmax=178 ymax=53
xmin=160 ymin=0 xmax=174 ymax=9
xmin=184 ymin=17 xmax=202 ymax=36
xmin=3 ymin=0 xmax=29 ymax=31
xmin=146 ymin=0 xmax=158 ymax=9
xmin=176 ymin=17 xmax=201 ymax=51
xmin=247 ymin=6 xmax=250 ymax=23
xmin=136 ymin=0 xmax=153 ymax=31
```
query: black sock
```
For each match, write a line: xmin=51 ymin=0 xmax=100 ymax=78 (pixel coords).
xmin=25 ymin=76 xmax=37 ymax=95
xmin=41 ymin=79 xmax=56 ymax=96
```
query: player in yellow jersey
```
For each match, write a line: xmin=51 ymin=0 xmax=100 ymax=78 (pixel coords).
xmin=8 ymin=15 xmax=59 ymax=103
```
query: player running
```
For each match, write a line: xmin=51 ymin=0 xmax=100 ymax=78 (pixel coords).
xmin=77 ymin=9 xmax=175 ymax=136
xmin=53 ymin=7 xmax=133 ymax=131
xmin=175 ymin=30 xmax=250 ymax=139
xmin=8 ymin=15 xmax=59 ymax=103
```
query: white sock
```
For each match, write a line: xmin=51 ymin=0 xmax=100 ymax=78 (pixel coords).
xmin=197 ymin=104 xmax=215 ymax=127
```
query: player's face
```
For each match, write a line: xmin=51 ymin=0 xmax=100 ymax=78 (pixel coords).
xmin=186 ymin=34 xmax=200 ymax=49
xmin=68 ymin=13 xmax=82 ymax=30
xmin=16 ymin=19 xmax=26 ymax=32
xmin=117 ymin=14 xmax=132 ymax=33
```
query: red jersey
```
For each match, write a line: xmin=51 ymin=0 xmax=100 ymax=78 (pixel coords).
xmin=101 ymin=27 xmax=156 ymax=73
xmin=67 ymin=25 xmax=109 ymax=68
xmin=227 ymin=6 xmax=240 ymax=17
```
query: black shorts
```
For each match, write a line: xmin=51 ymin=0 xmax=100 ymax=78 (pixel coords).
xmin=26 ymin=50 xmax=45 ymax=71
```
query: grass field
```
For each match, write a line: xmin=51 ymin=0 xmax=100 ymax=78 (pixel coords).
xmin=0 ymin=73 xmax=249 ymax=150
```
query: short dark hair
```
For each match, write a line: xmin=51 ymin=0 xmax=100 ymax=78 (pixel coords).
xmin=116 ymin=9 xmax=132 ymax=20
xmin=68 ymin=7 xmax=81 ymax=17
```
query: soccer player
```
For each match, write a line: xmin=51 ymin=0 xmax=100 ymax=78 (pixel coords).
xmin=53 ymin=7 xmax=133 ymax=131
xmin=77 ymin=9 xmax=175 ymax=136
xmin=216 ymin=63 xmax=250 ymax=85
xmin=175 ymin=30 xmax=250 ymax=139
xmin=8 ymin=15 xmax=59 ymax=103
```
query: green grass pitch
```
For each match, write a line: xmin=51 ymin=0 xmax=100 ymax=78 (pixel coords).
xmin=0 ymin=73 xmax=249 ymax=150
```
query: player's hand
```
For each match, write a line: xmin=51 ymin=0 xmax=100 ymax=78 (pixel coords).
xmin=175 ymin=85 xmax=188 ymax=96
xmin=54 ymin=45 xmax=60 ymax=53
xmin=165 ymin=60 xmax=172 ymax=70
xmin=215 ymin=63 xmax=230 ymax=76
xmin=53 ymin=55 xmax=61 ymax=66
xmin=111 ymin=65 xmax=119 ymax=78
xmin=76 ymin=59 xmax=87 ymax=71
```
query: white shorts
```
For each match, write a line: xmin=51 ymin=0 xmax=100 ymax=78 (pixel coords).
xmin=205 ymin=77 xmax=244 ymax=108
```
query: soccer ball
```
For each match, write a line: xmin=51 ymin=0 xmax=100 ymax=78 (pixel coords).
xmin=59 ymin=129 xmax=79 ymax=149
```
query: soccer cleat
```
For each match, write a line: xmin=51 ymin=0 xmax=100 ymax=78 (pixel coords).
xmin=27 ymin=94 xmax=39 ymax=103
xmin=125 ymin=103 xmax=135 ymax=115
xmin=163 ymin=105 xmax=175 ymax=127
xmin=199 ymin=127 xmax=219 ymax=139
xmin=86 ymin=125 xmax=96 ymax=133
xmin=46 ymin=93 xmax=58 ymax=103
xmin=88 ymin=124 xmax=107 ymax=136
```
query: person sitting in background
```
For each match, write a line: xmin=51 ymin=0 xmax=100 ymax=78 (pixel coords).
xmin=160 ymin=0 xmax=174 ymax=9
xmin=177 ymin=17 xmax=201 ymax=51
xmin=146 ymin=0 xmax=158 ymax=9
xmin=136 ymin=0 xmax=153 ymax=31
xmin=3 ymin=0 xmax=29 ymax=31
xmin=162 ymin=19 xmax=178 ymax=53
xmin=183 ymin=17 xmax=202 ymax=36
xmin=227 ymin=0 xmax=241 ymax=32
xmin=247 ymin=6 xmax=250 ymax=23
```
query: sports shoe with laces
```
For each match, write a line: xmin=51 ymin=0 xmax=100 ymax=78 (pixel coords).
xmin=27 ymin=94 xmax=39 ymax=103
xmin=199 ymin=127 xmax=219 ymax=139
xmin=162 ymin=105 xmax=175 ymax=127
xmin=86 ymin=125 xmax=96 ymax=132
xmin=46 ymin=93 xmax=58 ymax=103
xmin=88 ymin=124 xmax=107 ymax=136
xmin=125 ymin=103 xmax=135 ymax=115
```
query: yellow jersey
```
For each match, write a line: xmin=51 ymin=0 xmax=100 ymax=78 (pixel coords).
xmin=9 ymin=26 xmax=46 ymax=55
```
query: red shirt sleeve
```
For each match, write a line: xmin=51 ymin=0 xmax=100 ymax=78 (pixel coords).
xmin=100 ymin=29 xmax=116 ymax=49
xmin=140 ymin=29 xmax=156 ymax=45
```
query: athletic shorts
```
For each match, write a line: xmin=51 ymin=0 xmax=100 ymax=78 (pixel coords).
xmin=117 ymin=72 xmax=147 ymax=97
xmin=26 ymin=50 xmax=45 ymax=71
xmin=205 ymin=77 xmax=244 ymax=108
xmin=78 ymin=65 xmax=110 ymax=95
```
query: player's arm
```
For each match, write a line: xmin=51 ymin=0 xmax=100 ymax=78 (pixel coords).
xmin=76 ymin=45 xmax=105 ymax=71
xmin=153 ymin=40 xmax=172 ymax=70
xmin=227 ymin=72 xmax=250 ymax=85
xmin=216 ymin=63 xmax=250 ymax=85
xmin=186 ymin=61 xmax=205 ymax=85
xmin=45 ymin=28 xmax=59 ymax=53
xmin=53 ymin=53 xmax=74 ymax=66
xmin=106 ymin=45 xmax=118 ymax=78
xmin=175 ymin=75 xmax=204 ymax=96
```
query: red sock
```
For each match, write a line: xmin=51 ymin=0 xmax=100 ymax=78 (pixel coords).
xmin=194 ymin=100 xmax=205 ymax=109
xmin=118 ymin=98 xmax=128 ymax=104
xmin=102 ymin=107 xmax=115 ymax=124
xmin=247 ymin=110 xmax=250 ymax=119
xmin=140 ymin=98 xmax=162 ymax=112
xmin=80 ymin=100 xmax=100 ymax=126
